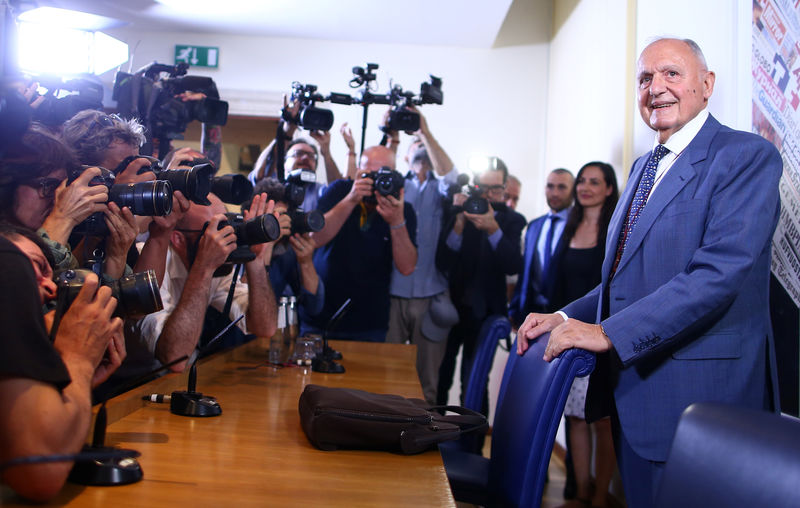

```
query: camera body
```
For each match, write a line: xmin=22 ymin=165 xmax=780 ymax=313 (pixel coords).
xmin=462 ymin=184 xmax=490 ymax=215
xmin=362 ymin=167 xmax=404 ymax=201
xmin=283 ymin=169 xmax=325 ymax=234
xmin=205 ymin=212 xmax=281 ymax=265
xmin=70 ymin=166 xmax=173 ymax=235
xmin=55 ymin=268 xmax=163 ymax=319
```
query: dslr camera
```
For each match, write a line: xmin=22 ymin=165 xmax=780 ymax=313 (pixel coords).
xmin=55 ymin=268 xmax=163 ymax=319
xmin=283 ymin=170 xmax=325 ymax=234
xmin=361 ymin=167 xmax=405 ymax=201
xmin=205 ymin=212 xmax=282 ymax=265
xmin=70 ymin=166 xmax=173 ymax=235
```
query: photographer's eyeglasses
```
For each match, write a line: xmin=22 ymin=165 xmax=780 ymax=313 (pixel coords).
xmin=88 ymin=113 xmax=123 ymax=135
xmin=485 ymin=184 xmax=506 ymax=196
xmin=26 ymin=177 xmax=62 ymax=199
xmin=286 ymin=149 xmax=317 ymax=161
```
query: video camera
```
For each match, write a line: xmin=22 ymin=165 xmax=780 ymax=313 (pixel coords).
xmin=288 ymin=82 xmax=335 ymax=131
xmin=69 ymin=166 xmax=173 ymax=236
xmin=112 ymin=62 xmax=229 ymax=155
xmin=55 ymin=268 xmax=163 ymax=319
xmin=30 ymin=75 xmax=105 ymax=127
xmin=382 ymin=76 xmax=443 ymax=133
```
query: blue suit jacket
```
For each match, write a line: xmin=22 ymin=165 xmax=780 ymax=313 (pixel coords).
xmin=509 ymin=213 xmax=569 ymax=326
xmin=563 ymin=115 xmax=782 ymax=461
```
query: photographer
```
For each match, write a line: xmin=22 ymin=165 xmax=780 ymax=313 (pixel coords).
xmin=436 ymin=159 xmax=525 ymax=412
xmin=0 ymin=125 xmax=138 ymax=279
xmin=305 ymin=145 xmax=417 ymax=342
xmin=382 ymin=107 xmax=458 ymax=406
xmin=248 ymin=95 xmax=346 ymax=201
xmin=246 ymin=178 xmax=325 ymax=324
xmin=0 ymin=223 xmax=124 ymax=501
xmin=61 ymin=109 xmax=193 ymax=286
xmin=133 ymin=192 xmax=284 ymax=371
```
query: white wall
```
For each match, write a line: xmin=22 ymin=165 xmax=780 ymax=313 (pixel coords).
xmin=102 ymin=27 xmax=552 ymax=220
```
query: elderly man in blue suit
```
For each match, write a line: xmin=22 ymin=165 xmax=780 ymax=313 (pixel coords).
xmin=518 ymin=37 xmax=782 ymax=507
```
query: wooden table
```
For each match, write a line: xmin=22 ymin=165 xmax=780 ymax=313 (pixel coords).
xmin=3 ymin=340 xmax=456 ymax=507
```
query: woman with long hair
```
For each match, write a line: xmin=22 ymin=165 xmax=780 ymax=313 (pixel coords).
xmin=555 ymin=161 xmax=619 ymax=508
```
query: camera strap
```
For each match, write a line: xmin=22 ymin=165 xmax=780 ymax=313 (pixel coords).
xmin=221 ymin=263 xmax=242 ymax=321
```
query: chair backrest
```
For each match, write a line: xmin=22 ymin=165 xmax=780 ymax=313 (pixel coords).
xmin=488 ymin=334 xmax=595 ymax=507
xmin=655 ymin=402 xmax=800 ymax=508
xmin=462 ymin=315 xmax=511 ymax=412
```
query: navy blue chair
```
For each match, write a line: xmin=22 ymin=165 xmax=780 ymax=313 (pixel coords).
xmin=655 ymin=402 xmax=800 ymax=508
xmin=461 ymin=315 xmax=512 ymax=413
xmin=442 ymin=333 xmax=595 ymax=507
xmin=440 ymin=315 xmax=511 ymax=454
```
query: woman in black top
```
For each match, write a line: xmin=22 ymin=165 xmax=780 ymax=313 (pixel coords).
xmin=554 ymin=162 xmax=618 ymax=508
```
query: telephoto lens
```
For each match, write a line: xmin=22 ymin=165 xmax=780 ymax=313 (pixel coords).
xmin=156 ymin=163 xmax=215 ymax=205
xmin=233 ymin=213 xmax=281 ymax=245
xmin=109 ymin=180 xmax=173 ymax=216
xmin=288 ymin=209 xmax=325 ymax=234
xmin=54 ymin=269 xmax=164 ymax=319
xmin=211 ymin=174 xmax=253 ymax=205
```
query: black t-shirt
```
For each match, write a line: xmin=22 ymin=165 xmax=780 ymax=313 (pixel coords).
xmin=0 ymin=237 xmax=71 ymax=390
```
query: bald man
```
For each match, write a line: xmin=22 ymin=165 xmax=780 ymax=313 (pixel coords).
xmin=305 ymin=145 xmax=417 ymax=342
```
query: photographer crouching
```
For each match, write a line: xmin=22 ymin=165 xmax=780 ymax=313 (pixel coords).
xmin=304 ymin=146 xmax=417 ymax=342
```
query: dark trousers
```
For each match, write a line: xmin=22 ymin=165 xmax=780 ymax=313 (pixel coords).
xmin=437 ymin=310 xmax=488 ymax=454
xmin=611 ymin=405 xmax=665 ymax=508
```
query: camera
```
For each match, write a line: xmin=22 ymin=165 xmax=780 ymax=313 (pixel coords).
xmin=112 ymin=62 xmax=229 ymax=156
xmin=283 ymin=169 xmax=325 ymax=234
xmin=288 ymin=82 xmax=334 ymax=131
xmin=32 ymin=76 xmax=105 ymax=127
xmin=362 ymin=167 xmax=404 ymax=200
xmin=446 ymin=174 xmax=489 ymax=215
xmin=206 ymin=212 xmax=282 ymax=265
xmin=70 ymin=166 xmax=173 ymax=235
xmin=154 ymin=162 xmax=215 ymax=206
xmin=211 ymin=174 xmax=253 ymax=205
xmin=382 ymin=76 xmax=444 ymax=134
xmin=55 ymin=268 xmax=163 ymax=319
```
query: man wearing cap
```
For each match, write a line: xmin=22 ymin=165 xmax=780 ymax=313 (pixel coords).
xmin=384 ymin=110 xmax=458 ymax=406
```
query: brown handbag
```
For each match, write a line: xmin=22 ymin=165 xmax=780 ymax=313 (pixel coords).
xmin=298 ymin=384 xmax=488 ymax=454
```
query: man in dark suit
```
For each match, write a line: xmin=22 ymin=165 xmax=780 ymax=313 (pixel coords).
xmin=508 ymin=168 xmax=574 ymax=327
xmin=518 ymin=38 xmax=782 ymax=507
xmin=436 ymin=158 xmax=525 ymax=411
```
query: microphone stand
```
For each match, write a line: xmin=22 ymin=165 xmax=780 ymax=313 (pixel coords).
xmin=312 ymin=298 xmax=351 ymax=374
xmin=67 ymin=353 xmax=191 ymax=486
xmin=169 ymin=314 xmax=244 ymax=417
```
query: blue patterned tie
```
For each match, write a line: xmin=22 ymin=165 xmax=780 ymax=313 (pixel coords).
xmin=611 ymin=144 xmax=669 ymax=275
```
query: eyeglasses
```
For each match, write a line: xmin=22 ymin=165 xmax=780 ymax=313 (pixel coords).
xmin=484 ymin=184 xmax=506 ymax=194
xmin=26 ymin=177 xmax=62 ymax=199
xmin=286 ymin=149 xmax=317 ymax=160
xmin=88 ymin=113 xmax=123 ymax=136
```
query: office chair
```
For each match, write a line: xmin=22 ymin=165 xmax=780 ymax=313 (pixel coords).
xmin=654 ymin=402 xmax=800 ymax=508
xmin=440 ymin=315 xmax=511 ymax=454
xmin=442 ymin=333 xmax=595 ymax=507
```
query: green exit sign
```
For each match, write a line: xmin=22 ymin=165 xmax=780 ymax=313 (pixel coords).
xmin=175 ymin=45 xmax=219 ymax=68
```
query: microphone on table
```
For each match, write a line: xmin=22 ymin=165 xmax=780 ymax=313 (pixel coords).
xmin=312 ymin=298 xmax=352 ymax=374
xmin=169 ymin=314 xmax=244 ymax=417
xmin=66 ymin=353 xmax=191 ymax=486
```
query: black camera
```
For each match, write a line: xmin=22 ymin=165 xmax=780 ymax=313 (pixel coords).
xmin=32 ymin=76 xmax=105 ymax=127
xmin=381 ymin=76 xmax=443 ymax=134
xmin=154 ymin=163 xmax=215 ymax=206
xmin=211 ymin=174 xmax=253 ymax=205
xmin=206 ymin=212 xmax=281 ymax=265
xmin=462 ymin=184 xmax=490 ymax=215
xmin=71 ymin=167 xmax=173 ymax=235
xmin=362 ymin=167 xmax=404 ymax=200
xmin=289 ymin=82 xmax=334 ymax=131
xmin=112 ymin=62 xmax=228 ymax=157
xmin=283 ymin=169 xmax=325 ymax=234
xmin=55 ymin=268 xmax=163 ymax=319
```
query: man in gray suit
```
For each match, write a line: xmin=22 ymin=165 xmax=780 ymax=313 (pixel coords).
xmin=517 ymin=38 xmax=782 ymax=507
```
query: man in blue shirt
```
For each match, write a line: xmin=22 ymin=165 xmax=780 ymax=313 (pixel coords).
xmin=305 ymin=145 xmax=417 ymax=341
xmin=384 ymin=112 xmax=458 ymax=405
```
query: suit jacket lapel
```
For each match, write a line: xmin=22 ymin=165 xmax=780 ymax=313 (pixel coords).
xmin=612 ymin=116 xmax=719 ymax=276
xmin=602 ymin=156 xmax=646 ymax=281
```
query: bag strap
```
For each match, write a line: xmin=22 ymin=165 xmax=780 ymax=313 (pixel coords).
xmin=398 ymin=405 xmax=489 ymax=454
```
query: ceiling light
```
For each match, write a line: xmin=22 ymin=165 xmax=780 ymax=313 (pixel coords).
xmin=17 ymin=6 xmax=124 ymax=31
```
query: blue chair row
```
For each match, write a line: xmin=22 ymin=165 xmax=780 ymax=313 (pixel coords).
xmin=442 ymin=332 xmax=595 ymax=507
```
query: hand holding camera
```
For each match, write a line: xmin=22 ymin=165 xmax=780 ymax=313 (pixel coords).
xmin=464 ymin=203 xmax=500 ymax=235
xmin=195 ymin=214 xmax=237 ymax=273
xmin=375 ymin=190 xmax=405 ymax=228
xmin=103 ymin=202 xmax=139 ymax=278
xmin=346 ymin=173 xmax=376 ymax=205
xmin=51 ymin=271 xmax=123 ymax=379
xmin=243 ymin=193 xmax=289 ymax=264
xmin=42 ymin=167 xmax=109 ymax=243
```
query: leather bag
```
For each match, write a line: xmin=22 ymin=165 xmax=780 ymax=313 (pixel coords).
xmin=298 ymin=384 xmax=488 ymax=454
